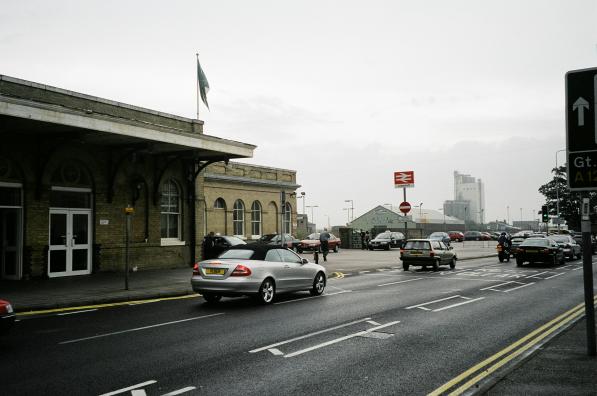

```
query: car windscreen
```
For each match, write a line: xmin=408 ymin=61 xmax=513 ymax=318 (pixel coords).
xmin=218 ymin=249 xmax=255 ymax=259
xmin=550 ymin=236 xmax=569 ymax=243
xmin=520 ymin=239 xmax=550 ymax=247
xmin=258 ymin=235 xmax=275 ymax=242
xmin=225 ymin=236 xmax=247 ymax=246
xmin=375 ymin=232 xmax=391 ymax=239
xmin=404 ymin=241 xmax=430 ymax=250
xmin=429 ymin=233 xmax=444 ymax=238
xmin=306 ymin=233 xmax=320 ymax=240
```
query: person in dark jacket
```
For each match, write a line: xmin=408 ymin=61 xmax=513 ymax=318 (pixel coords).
xmin=319 ymin=228 xmax=331 ymax=261
xmin=201 ymin=231 xmax=216 ymax=260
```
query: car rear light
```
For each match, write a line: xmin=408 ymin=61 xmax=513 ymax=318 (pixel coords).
xmin=231 ymin=264 xmax=252 ymax=276
xmin=400 ymin=248 xmax=405 ymax=253
xmin=543 ymin=249 xmax=551 ymax=254
xmin=429 ymin=252 xmax=435 ymax=257
xmin=192 ymin=263 xmax=199 ymax=276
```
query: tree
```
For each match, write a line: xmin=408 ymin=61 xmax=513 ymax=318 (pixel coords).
xmin=538 ymin=165 xmax=597 ymax=231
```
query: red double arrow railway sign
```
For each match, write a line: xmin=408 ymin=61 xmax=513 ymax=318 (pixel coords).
xmin=394 ymin=171 xmax=415 ymax=188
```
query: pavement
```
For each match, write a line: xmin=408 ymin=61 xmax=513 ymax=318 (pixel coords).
xmin=1 ymin=243 xmax=596 ymax=395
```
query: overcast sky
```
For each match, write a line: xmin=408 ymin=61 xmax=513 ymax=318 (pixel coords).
xmin=2 ymin=1 xmax=596 ymax=228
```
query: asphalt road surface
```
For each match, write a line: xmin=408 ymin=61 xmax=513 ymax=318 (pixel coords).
xmin=2 ymin=255 xmax=595 ymax=395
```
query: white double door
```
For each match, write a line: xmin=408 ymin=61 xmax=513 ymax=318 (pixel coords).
xmin=48 ymin=209 xmax=91 ymax=277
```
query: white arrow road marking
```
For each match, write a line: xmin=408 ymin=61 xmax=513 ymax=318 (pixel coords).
xmin=99 ymin=380 xmax=157 ymax=396
xmin=283 ymin=321 xmax=400 ymax=358
xmin=268 ymin=348 xmax=284 ymax=356
xmin=131 ymin=391 xmax=146 ymax=396
xmin=573 ymin=96 xmax=589 ymax=126
xmin=250 ymin=318 xmax=372 ymax=353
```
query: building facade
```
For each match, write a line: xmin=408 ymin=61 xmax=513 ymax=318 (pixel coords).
xmin=0 ymin=75 xmax=297 ymax=280
xmin=199 ymin=162 xmax=299 ymax=240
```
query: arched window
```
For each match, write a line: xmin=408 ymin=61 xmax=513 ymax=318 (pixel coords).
xmin=283 ymin=202 xmax=292 ymax=234
xmin=160 ymin=179 xmax=180 ymax=240
xmin=214 ymin=198 xmax=226 ymax=209
xmin=233 ymin=200 xmax=245 ymax=236
xmin=251 ymin=201 xmax=262 ymax=236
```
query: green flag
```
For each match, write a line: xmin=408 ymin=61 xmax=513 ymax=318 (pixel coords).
xmin=197 ymin=58 xmax=210 ymax=110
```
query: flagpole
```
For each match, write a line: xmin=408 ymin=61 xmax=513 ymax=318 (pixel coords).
xmin=196 ymin=52 xmax=200 ymax=120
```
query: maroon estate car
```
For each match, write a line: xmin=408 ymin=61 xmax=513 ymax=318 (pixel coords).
xmin=0 ymin=299 xmax=15 ymax=335
xmin=297 ymin=233 xmax=341 ymax=253
xmin=448 ymin=231 xmax=464 ymax=242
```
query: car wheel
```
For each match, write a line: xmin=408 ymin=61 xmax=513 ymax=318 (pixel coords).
xmin=256 ymin=278 xmax=275 ymax=304
xmin=384 ymin=245 xmax=390 ymax=251
xmin=449 ymin=258 xmax=456 ymax=269
xmin=403 ymin=262 xmax=409 ymax=271
xmin=310 ymin=272 xmax=326 ymax=296
xmin=297 ymin=248 xmax=303 ymax=254
xmin=203 ymin=293 xmax=222 ymax=303
xmin=576 ymin=253 xmax=582 ymax=260
xmin=432 ymin=260 xmax=439 ymax=272
xmin=333 ymin=245 xmax=339 ymax=253
xmin=552 ymin=255 xmax=558 ymax=267
xmin=368 ymin=247 xmax=373 ymax=251
xmin=516 ymin=258 xmax=523 ymax=267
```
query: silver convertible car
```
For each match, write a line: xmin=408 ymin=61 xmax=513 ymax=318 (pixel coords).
xmin=191 ymin=244 xmax=327 ymax=304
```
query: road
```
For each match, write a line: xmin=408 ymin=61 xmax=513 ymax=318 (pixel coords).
xmin=1 ymin=253 xmax=594 ymax=395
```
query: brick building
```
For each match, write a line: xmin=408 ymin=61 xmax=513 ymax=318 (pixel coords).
xmin=0 ymin=75 xmax=297 ymax=280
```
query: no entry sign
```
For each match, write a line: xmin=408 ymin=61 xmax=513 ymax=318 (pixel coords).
xmin=399 ymin=201 xmax=411 ymax=214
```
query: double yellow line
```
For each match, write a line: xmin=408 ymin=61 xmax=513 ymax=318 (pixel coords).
xmin=17 ymin=294 xmax=199 ymax=317
xmin=429 ymin=297 xmax=597 ymax=396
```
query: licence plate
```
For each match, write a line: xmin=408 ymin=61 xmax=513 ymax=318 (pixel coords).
xmin=526 ymin=249 xmax=538 ymax=253
xmin=206 ymin=268 xmax=226 ymax=275
xmin=410 ymin=250 xmax=423 ymax=255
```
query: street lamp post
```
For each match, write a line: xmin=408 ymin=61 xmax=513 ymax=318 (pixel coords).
xmin=507 ymin=205 xmax=510 ymax=225
xmin=306 ymin=205 xmax=318 ymax=230
xmin=344 ymin=199 xmax=354 ymax=222
xmin=555 ymin=149 xmax=566 ymax=233
xmin=343 ymin=208 xmax=350 ymax=224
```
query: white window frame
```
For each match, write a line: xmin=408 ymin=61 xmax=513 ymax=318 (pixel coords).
xmin=160 ymin=179 xmax=183 ymax=244
xmin=251 ymin=201 xmax=262 ymax=238
xmin=283 ymin=202 xmax=292 ymax=234
xmin=233 ymin=200 xmax=245 ymax=237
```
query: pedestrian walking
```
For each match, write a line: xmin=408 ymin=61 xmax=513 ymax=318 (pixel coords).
xmin=201 ymin=231 xmax=215 ymax=260
xmin=364 ymin=231 xmax=370 ymax=250
xmin=319 ymin=228 xmax=331 ymax=261
xmin=360 ymin=231 xmax=366 ymax=250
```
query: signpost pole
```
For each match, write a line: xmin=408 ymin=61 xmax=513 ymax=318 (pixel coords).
xmin=403 ymin=187 xmax=407 ymax=238
xmin=566 ymin=67 xmax=597 ymax=356
xmin=581 ymin=196 xmax=596 ymax=356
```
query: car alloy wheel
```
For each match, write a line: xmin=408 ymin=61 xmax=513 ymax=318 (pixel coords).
xmin=516 ymin=258 xmax=523 ymax=267
xmin=310 ymin=272 xmax=326 ymax=296
xmin=333 ymin=245 xmax=339 ymax=253
xmin=449 ymin=258 xmax=456 ymax=269
xmin=257 ymin=278 xmax=275 ymax=304
xmin=403 ymin=262 xmax=409 ymax=271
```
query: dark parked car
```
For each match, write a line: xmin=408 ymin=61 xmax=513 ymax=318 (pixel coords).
xmin=572 ymin=234 xmax=597 ymax=254
xmin=448 ymin=231 xmax=464 ymax=242
xmin=368 ymin=231 xmax=405 ymax=250
xmin=464 ymin=231 xmax=482 ymax=241
xmin=515 ymin=237 xmax=565 ymax=267
xmin=211 ymin=235 xmax=247 ymax=258
xmin=255 ymin=233 xmax=300 ymax=250
xmin=550 ymin=235 xmax=582 ymax=260
xmin=0 ymin=299 xmax=15 ymax=335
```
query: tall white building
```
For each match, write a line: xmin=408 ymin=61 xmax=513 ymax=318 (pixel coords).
xmin=444 ymin=171 xmax=485 ymax=224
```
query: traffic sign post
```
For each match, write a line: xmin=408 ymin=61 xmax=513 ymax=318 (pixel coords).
xmin=566 ymin=67 xmax=597 ymax=356
xmin=394 ymin=171 xmax=415 ymax=239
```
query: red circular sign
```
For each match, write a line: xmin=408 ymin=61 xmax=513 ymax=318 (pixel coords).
xmin=399 ymin=201 xmax=411 ymax=214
